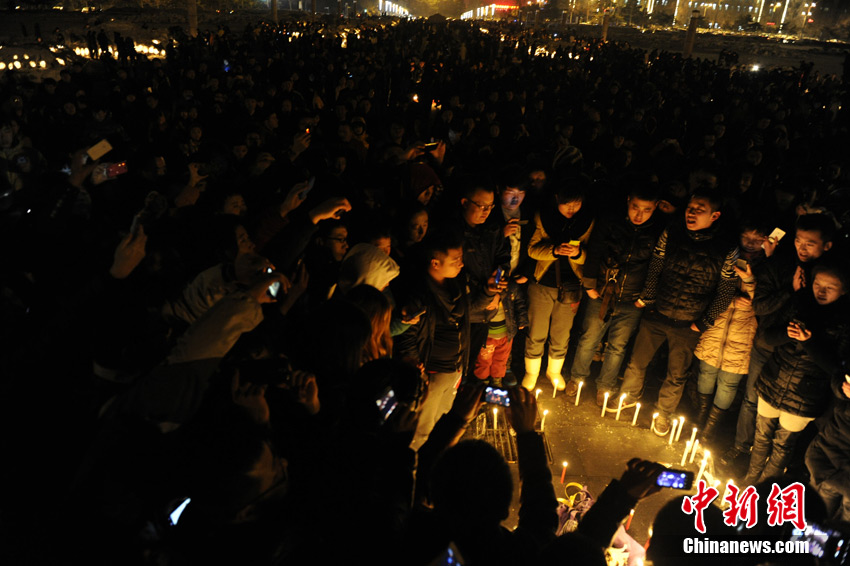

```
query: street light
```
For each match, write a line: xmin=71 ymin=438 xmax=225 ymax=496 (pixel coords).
xmin=800 ymin=2 xmax=815 ymax=38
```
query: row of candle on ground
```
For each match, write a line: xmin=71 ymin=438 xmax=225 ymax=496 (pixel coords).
xmin=490 ymin=406 xmax=554 ymax=433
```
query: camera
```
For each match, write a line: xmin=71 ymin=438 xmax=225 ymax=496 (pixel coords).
xmin=790 ymin=522 xmax=850 ymax=565
xmin=484 ymin=387 xmax=510 ymax=407
xmin=655 ymin=469 xmax=694 ymax=490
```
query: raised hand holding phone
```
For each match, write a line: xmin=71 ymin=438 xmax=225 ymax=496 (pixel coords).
xmin=506 ymin=387 xmax=537 ymax=434
xmin=110 ymin=220 xmax=147 ymax=279
xmin=280 ymin=179 xmax=312 ymax=217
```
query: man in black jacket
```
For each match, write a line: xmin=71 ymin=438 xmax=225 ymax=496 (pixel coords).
xmin=566 ymin=183 xmax=664 ymax=404
xmin=619 ymin=189 xmax=738 ymax=435
xmin=393 ymin=231 xmax=494 ymax=450
xmin=456 ymin=182 xmax=511 ymax=379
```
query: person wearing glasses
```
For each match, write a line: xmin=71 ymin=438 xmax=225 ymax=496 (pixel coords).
xmin=302 ymin=220 xmax=349 ymax=305
xmin=456 ymin=182 xmax=511 ymax=382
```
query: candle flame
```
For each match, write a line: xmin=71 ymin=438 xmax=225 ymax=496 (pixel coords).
xmin=562 ymin=461 xmax=568 ymax=467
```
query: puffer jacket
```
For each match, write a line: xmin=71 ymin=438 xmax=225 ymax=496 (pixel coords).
xmin=582 ymin=209 xmax=665 ymax=303
xmin=694 ymin=276 xmax=757 ymax=374
xmin=651 ymin=221 xmax=734 ymax=323
xmin=756 ymin=293 xmax=850 ymax=418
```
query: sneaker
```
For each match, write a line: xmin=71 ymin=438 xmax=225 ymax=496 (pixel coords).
xmin=653 ymin=414 xmax=671 ymax=436
xmin=490 ymin=376 xmax=503 ymax=388
xmin=564 ymin=380 xmax=579 ymax=396
xmin=502 ymin=371 xmax=517 ymax=388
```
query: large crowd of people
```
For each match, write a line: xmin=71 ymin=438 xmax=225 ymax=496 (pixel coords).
xmin=2 ymin=16 xmax=850 ymax=565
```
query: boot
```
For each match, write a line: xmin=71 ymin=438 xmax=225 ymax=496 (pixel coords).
xmin=696 ymin=393 xmax=713 ymax=427
xmin=743 ymin=415 xmax=779 ymax=485
xmin=760 ymin=427 xmax=802 ymax=481
xmin=522 ymin=357 xmax=542 ymax=390
xmin=546 ymin=356 xmax=566 ymax=391
xmin=700 ymin=405 xmax=727 ymax=445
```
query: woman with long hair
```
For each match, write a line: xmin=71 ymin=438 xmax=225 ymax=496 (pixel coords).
xmin=347 ymin=284 xmax=394 ymax=362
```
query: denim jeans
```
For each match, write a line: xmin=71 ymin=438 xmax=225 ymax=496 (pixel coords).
xmin=696 ymin=359 xmax=745 ymax=410
xmin=570 ymin=297 xmax=643 ymax=392
xmin=733 ymin=339 xmax=773 ymax=452
xmin=525 ymin=281 xmax=578 ymax=361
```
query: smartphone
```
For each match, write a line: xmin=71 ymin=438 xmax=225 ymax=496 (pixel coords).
xmin=494 ymin=267 xmax=504 ymax=285
xmin=106 ymin=162 xmax=128 ymax=178
xmin=790 ymin=522 xmax=850 ymax=564
xmin=430 ymin=542 xmax=465 ymax=565
xmin=423 ymin=142 xmax=440 ymax=151
xmin=405 ymin=307 xmax=427 ymax=321
xmin=517 ymin=220 xmax=529 ymax=225
xmin=484 ymin=386 xmax=510 ymax=407
xmin=168 ymin=497 xmax=191 ymax=526
xmin=267 ymin=281 xmax=281 ymax=298
xmin=768 ymin=227 xmax=786 ymax=243
xmin=791 ymin=318 xmax=807 ymax=333
xmin=376 ymin=387 xmax=399 ymax=422
xmin=87 ymin=139 xmax=113 ymax=162
xmin=735 ymin=258 xmax=748 ymax=270
xmin=569 ymin=240 xmax=581 ymax=247
xmin=299 ymin=176 xmax=316 ymax=199
xmin=656 ymin=469 xmax=694 ymax=490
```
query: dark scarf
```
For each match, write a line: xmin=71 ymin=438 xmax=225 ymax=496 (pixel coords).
xmin=539 ymin=201 xmax=593 ymax=246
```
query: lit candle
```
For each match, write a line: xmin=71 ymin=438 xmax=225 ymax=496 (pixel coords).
xmin=541 ymin=409 xmax=549 ymax=431
xmin=697 ymin=450 xmax=710 ymax=483
xmin=560 ymin=461 xmax=568 ymax=483
xmin=650 ymin=412 xmax=659 ymax=432
xmin=631 ymin=402 xmax=641 ymax=426
xmin=681 ymin=440 xmax=692 ymax=466
xmin=688 ymin=426 xmax=698 ymax=449
xmin=493 ymin=408 xmax=499 ymax=429
xmin=615 ymin=394 xmax=626 ymax=421
xmin=675 ymin=416 xmax=685 ymax=442
xmin=625 ymin=508 xmax=635 ymax=530
xmin=689 ymin=439 xmax=700 ymax=464
xmin=552 ymin=383 xmax=558 ymax=398
xmin=575 ymin=381 xmax=583 ymax=406
xmin=601 ymin=392 xmax=610 ymax=417
xmin=668 ymin=418 xmax=678 ymax=445
xmin=536 ymin=389 xmax=542 ymax=400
